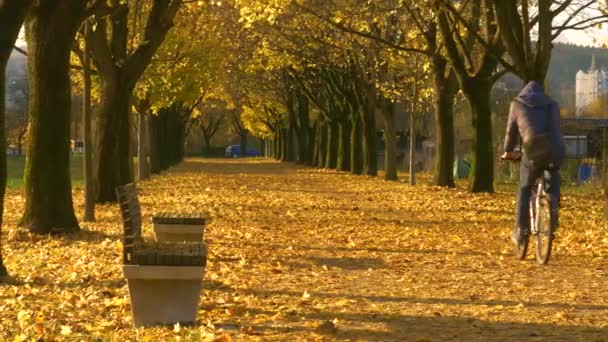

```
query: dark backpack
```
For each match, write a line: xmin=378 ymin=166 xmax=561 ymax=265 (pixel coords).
xmin=523 ymin=104 xmax=558 ymax=169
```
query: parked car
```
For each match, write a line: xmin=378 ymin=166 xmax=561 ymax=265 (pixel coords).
xmin=225 ymin=145 xmax=261 ymax=158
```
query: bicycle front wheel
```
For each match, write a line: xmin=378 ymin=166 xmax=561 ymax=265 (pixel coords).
xmin=535 ymin=194 xmax=553 ymax=264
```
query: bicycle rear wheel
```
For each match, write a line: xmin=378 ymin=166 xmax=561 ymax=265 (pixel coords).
xmin=535 ymin=194 xmax=553 ymax=264
xmin=514 ymin=187 xmax=536 ymax=260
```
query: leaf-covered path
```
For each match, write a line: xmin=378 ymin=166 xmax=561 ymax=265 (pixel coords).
xmin=2 ymin=158 xmax=608 ymax=340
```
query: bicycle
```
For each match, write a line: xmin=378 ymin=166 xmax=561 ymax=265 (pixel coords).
xmin=501 ymin=151 xmax=555 ymax=265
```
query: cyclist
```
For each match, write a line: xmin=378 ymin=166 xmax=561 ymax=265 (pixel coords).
xmin=501 ymin=81 xmax=565 ymax=245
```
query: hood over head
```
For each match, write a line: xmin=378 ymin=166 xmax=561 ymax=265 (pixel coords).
xmin=515 ymin=81 xmax=552 ymax=108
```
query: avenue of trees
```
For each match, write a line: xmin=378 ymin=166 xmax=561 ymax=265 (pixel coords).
xmin=0 ymin=0 xmax=607 ymax=276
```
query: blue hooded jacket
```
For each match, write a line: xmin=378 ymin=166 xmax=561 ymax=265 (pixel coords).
xmin=504 ymin=81 xmax=566 ymax=165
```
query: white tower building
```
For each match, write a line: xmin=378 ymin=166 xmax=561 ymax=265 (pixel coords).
xmin=576 ymin=55 xmax=608 ymax=116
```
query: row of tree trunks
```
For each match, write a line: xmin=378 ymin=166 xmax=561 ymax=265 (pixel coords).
xmin=266 ymin=109 xmax=372 ymax=177
xmin=276 ymin=66 xmax=392 ymax=178
xmin=145 ymin=105 xmax=187 ymax=175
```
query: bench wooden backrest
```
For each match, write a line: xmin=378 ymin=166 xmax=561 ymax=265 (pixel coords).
xmin=116 ymin=183 xmax=142 ymax=264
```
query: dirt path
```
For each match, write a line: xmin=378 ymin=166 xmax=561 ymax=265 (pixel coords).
xmin=2 ymin=158 xmax=608 ymax=340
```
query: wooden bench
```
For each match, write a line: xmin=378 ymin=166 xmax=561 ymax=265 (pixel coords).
xmin=116 ymin=183 xmax=206 ymax=326
xmin=116 ymin=183 xmax=206 ymax=265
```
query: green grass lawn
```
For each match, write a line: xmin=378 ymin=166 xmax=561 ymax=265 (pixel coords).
xmin=7 ymin=154 xmax=83 ymax=188
xmin=4 ymin=154 xmax=600 ymax=196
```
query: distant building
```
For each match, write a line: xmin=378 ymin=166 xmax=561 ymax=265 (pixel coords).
xmin=575 ymin=55 xmax=608 ymax=116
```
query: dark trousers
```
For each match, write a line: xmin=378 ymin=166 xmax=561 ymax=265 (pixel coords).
xmin=517 ymin=162 xmax=560 ymax=232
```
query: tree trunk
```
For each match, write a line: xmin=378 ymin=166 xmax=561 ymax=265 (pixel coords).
xmin=409 ymin=73 xmax=419 ymax=186
xmin=17 ymin=130 xmax=24 ymax=156
xmin=273 ymin=132 xmax=280 ymax=159
xmin=296 ymin=94 xmax=311 ymax=165
xmin=22 ymin=3 xmax=84 ymax=234
xmin=286 ymin=125 xmax=295 ymax=161
xmin=604 ymin=127 xmax=608 ymax=227
xmin=282 ymin=128 xmax=289 ymax=161
xmin=318 ymin=124 xmax=327 ymax=168
xmin=240 ymin=133 xmax=247 ymax=158
xmin=0 ymin=0 xmax=29 ymax=274
xmin=433 ymin=74 xmax=457 ymax=187
xmin=362 ymin=98 xmax=378 ymax=177
xmin=350 ymin=114 xmax=363 ymax=175
xmin=337 ymin=120 xmax=351 ymax=172
xmin=278 ymin=129 xmax=284 ymax=160
xmin=464 ymin=79 xmax=494 ymax=193
xmin=325 ymin=121 xmax=339 ymax=169
xmin=270 ymin=133 xmax=274 ymax=159
xmin=177 ymin=115 xmax=186 ymax=163
xmin=382 ymin=100 xmax=398 ymax=181
xmin=0 ymin=61 xmax=6 ymax=274
xmin=149 ymin=114 xmax=161 ymax=174
xmin=137 ymin=111 xmax=150 ymax=181
xmin=312 ymin=122 xmax=319 ymax=166
xmin=294 ymin=125 xmax=306 ymax=164
xmin=202 ymin=132 xmax=211 ymax=156
xmin=409 ymin=110 xmax=416 ymax=185
xmin=259 ymin=137 xmax=265 ymax=158
xmin=83 ymin=22 xmax=95 ymax=221
xmin=159 ymin=110 xmax=169 ymax=170
xmin=95 ymin=76 xmax=134 ymax=202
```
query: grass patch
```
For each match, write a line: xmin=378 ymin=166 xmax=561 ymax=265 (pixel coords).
xmin=6 ymin=154 xmax=83 ymax=188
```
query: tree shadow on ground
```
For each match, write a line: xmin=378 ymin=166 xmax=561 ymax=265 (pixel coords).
xmin=64 ymin=229 xmax=121 ymax=242
xmin=313 ymin=312 xmax=607 ymax=341
xmin=244 ymin=288 xmax=608 ymax=312
xmin=210 ymin=306 xmax=608 ymax=340
xmin=306 ymin=257 xmax=387 ymax=270
xmin=214 ymin=241 xmax=491 ymax=257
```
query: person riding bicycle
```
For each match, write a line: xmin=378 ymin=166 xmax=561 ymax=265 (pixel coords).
xmin=501 ymin=81 xmax=565 ymax=245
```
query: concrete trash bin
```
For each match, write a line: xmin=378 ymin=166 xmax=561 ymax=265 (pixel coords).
xmin=153 ymin=213 xmax=206 ymax=242
xmin=123 ymin=265 xmax=205 ymax=326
